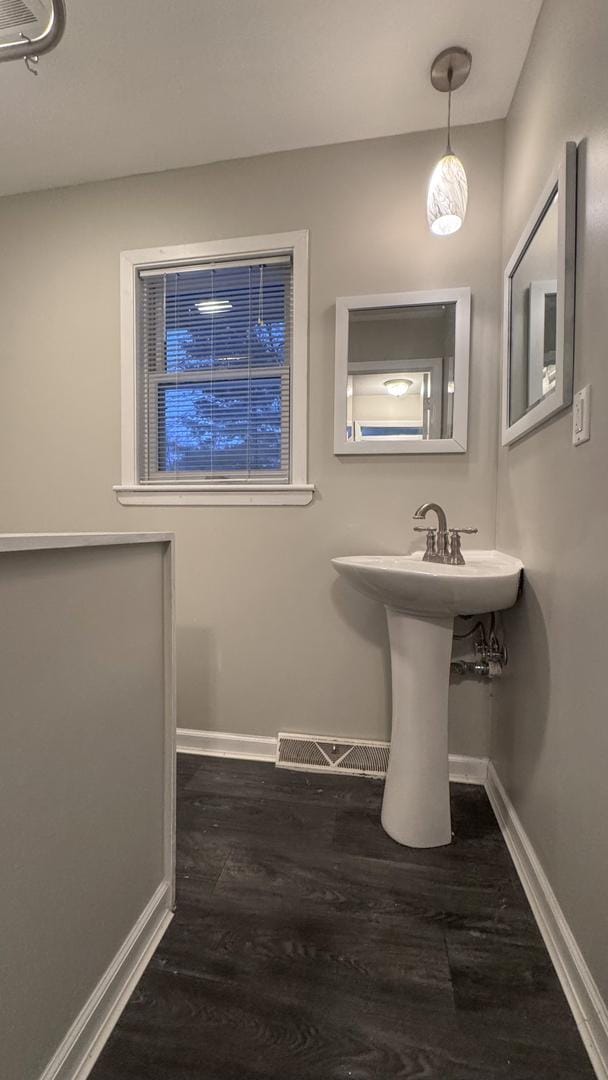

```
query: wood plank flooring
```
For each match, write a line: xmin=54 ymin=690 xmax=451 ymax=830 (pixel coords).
xmin=90 ymin=755 xmax=595 ymax=1079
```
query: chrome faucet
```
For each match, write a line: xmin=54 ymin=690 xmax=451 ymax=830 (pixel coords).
xmin=413 ymin=502 xmax=478 ymax=565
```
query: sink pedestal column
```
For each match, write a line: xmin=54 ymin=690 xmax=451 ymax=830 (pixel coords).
xmin=381 ymin=608 xmax=454 ymax=848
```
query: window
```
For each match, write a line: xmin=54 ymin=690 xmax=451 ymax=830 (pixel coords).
xmin=115 ymin=232 xmax=312 ymax=506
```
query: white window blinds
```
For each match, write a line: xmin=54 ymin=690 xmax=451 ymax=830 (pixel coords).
xmin=137 ymin=255 xmax=293 ymax=483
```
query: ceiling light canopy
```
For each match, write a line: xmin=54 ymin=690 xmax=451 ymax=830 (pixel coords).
xmin=427 ymin=46 xmax=471 ymax=237
xmin=384 ymin=378 xmax=413 ymax=397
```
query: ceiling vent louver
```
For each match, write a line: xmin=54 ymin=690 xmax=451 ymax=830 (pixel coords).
xmin=0 ymin=0 xmax=64 ymax=64
xmin=0 ymin=1 xmax=37 ymax=33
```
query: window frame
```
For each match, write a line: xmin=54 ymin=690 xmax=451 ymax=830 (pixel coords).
xmin=146 ymin=365 xmax=291 ymax=484
xmin=115 ymin=230 xmax=312 ymax=506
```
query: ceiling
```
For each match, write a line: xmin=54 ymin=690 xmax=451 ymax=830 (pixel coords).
xmin=0 ymin=0 xmax=542 ymax=196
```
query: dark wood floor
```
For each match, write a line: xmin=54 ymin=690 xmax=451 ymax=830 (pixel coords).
xmin=91 ymin=755 xmax=595 ymax=1079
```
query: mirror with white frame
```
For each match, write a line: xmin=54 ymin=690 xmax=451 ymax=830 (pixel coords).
xmin=502 ymin=141 xmax=577 ymax=445
xmin=333 ymin=288 xmax=471 ymax=455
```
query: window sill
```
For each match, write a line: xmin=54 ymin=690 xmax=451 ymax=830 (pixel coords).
xmin=113 ymin=484 xmax=315 ymax=507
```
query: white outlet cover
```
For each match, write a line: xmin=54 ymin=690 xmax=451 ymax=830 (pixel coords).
xmin=573 ymin=385 xmax=591 ymax=446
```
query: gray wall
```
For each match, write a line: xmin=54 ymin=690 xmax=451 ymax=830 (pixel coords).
xmin=0 ymin=542 xmax=168 ymax=1080
xmin=495 ymin=0 xmax=608 ymax=1001
xmin=0 ymin=122 xmax=504 ymax=753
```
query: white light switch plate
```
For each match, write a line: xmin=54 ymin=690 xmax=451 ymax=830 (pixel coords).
xmin=573 ymin=385 xmax=591 ymax=445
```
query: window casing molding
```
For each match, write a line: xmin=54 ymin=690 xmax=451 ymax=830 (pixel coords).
xmin=115 ymin=231 xmax=313 ymax=506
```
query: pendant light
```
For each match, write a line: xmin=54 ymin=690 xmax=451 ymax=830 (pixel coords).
xmin=427 ymin=46 xmax=472 ymax=237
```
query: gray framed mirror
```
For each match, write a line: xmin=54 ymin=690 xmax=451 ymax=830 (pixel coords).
xmin=333 ymin=288 xmax=471 ymax=455
xmin=501 ymin=141 xmax=577 ymax=445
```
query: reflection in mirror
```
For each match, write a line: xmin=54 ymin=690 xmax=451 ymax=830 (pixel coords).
xmin=334 ymin=288 xmax=470 ymax=455
xmin=345 ymin=303 xmax=456 ymax=445
xmin=508 ymin=190 xmax=559 ymax=425
xmin=502 ymin=141 xmax=576 ymax=446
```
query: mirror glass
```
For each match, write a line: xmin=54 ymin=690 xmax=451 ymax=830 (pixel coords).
xmin=344 ymin=303 xmax=457 ymax=445
xmin=508 ymin=190 xmax=558 ymax=425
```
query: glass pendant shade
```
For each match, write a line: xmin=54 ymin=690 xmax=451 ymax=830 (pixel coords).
xmin=427 ymin=152 xmax=468 ymax=236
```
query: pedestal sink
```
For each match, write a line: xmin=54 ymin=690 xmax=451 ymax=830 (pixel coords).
xmin=332 ymin=550 xmax=523 ymax=848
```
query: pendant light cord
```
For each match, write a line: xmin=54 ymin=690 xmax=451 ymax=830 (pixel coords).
xmin=446 ymin=66 xmax=453 ymax=155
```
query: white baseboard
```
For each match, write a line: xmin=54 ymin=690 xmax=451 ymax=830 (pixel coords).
xmin=486 ymin=764 xmax=608 ymax=1080
xmin=177 ymin=727 xmax=277 ymax=761
xmin=39 ymin=881 xmax=173 ymax=1080
xmin=176 ymin=728 xmax=488 ymax=784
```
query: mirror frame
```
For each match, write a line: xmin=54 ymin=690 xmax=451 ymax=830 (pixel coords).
xmin=333 ymin=287 xmax=471 ymax=455
xmin=501 ymin=141 xmax=577 ymax=446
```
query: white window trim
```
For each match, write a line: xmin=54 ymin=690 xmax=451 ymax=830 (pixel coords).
xmin=114 ymin=230 xmax=313 ymax=507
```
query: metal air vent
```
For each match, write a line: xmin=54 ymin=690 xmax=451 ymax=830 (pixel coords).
xmin=0 ymin=0 xmax=65 ymax=64
xmin=0 ymin=1 xmax=37 ymax=32
xmin=276 ymin=732 xmax=389 ymax=778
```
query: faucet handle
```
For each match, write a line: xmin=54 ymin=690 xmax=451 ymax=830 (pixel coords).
xmin=413 ymin=526 xmax=438 ymax=562
xmin=447 ymin=527 xmax=478 ymax=566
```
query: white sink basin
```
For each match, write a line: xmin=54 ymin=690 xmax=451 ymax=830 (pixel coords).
xmin=332 ymin=547 xmax=523 ymax=850
xmin=332 ymin=550 xmax=522 ymax=618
